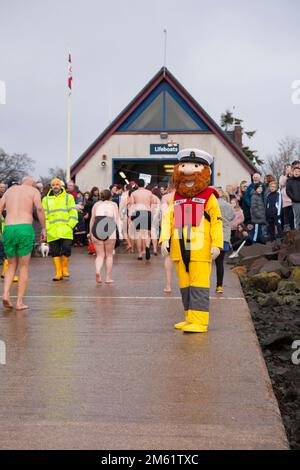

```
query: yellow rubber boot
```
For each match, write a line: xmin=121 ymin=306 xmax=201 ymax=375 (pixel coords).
xmin=174 ymin=311 xmax=192 ymax=330
xmin=61 ymin=256 xmax=70 ymax=278
xmin=13 ymin=275 xmax=19 ymax=282
xmin=182 ymin=310 xmax=209 ymax=333
xmin=1 ymin=259 xmax=8 ymax=279
xmin=53 ymin=257 xmax=63 ymax=281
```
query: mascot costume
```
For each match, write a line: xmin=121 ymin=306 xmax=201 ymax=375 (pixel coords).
xmin=160 ymin=148 xmax=223 ymax=333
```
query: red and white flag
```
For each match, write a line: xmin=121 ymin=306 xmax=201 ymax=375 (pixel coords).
xmin=68 ymin=53 xmax=72 ymax=92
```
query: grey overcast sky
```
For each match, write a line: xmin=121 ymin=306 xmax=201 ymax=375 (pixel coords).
xmin=1 ymin=0 xmax=300 ymax=177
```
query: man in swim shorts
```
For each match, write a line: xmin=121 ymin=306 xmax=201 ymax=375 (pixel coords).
xmin=129 ymin=179 xmax=156 ymax=260
xmin=0 ymin=176 xmax=46 ymax=310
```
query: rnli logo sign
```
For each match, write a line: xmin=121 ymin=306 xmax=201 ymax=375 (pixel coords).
xmin=150 ymin=143 xmax=179 ymax=155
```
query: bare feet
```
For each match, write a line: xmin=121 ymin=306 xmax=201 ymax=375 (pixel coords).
xmin=16 ymin=303 xmax=29 ymax=311
xmin=105 ymin=279 xmax=114 ymax=284
xmin=2 ymin=297 xmax=13 ymax=308
xmin=164 ymin=287 xmax=172 ymax=293
xmin=96 ymin=273 xmax=102 ymax=284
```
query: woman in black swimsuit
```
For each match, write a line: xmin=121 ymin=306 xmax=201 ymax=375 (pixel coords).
xmin=89 ymin=189 xmax=120 ymax=284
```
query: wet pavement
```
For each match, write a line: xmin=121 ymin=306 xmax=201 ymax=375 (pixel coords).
xmin=0 ymin=249 xmax=288 ymax=449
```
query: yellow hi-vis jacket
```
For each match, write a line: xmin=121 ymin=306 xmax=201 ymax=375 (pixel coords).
xmin=42 ymin=188 xmax=78 ymax=243
xmin=159 ymin=192 xmax=223 ymax=262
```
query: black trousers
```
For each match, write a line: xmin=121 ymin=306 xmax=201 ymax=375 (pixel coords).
xmin=49 ymin=239 xmax=72 ymax=258
xmin=283 ymin=206 xmax=295 ymax=230
xmin=215 ymin=250 xmax=226 ymax=287
xmin=267 ymin=216 xmax=284 ymax=241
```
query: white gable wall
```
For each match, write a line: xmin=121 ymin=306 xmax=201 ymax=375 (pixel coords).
xmin=75 ymin=133 xmax=251 ymax=192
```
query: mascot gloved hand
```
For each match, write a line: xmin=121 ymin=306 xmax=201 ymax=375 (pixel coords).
xmin=159 ymin=148 xmax=223 ymax=333
xmin=211 ymin=246 xmax=220 ymax=260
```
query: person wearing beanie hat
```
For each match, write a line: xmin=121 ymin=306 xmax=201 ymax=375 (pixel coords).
xmin=42 ymin=178 xmax=78 ymax=281
xmin=159 ymin=148 xmax=223 ymax=333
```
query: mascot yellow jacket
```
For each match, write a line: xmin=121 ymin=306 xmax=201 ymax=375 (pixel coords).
xmin=160 ymin=187 xmax=223 ymax=262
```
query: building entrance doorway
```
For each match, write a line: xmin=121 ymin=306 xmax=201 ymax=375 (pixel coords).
xmin=112 ymin=158 xmax=177 ymax=186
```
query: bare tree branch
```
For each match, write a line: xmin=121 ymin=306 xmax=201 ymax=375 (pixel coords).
xmin=262 ymin=136 xmax=300 ymax=180
xmin=0 ymin=149 xmax=35 ymax=182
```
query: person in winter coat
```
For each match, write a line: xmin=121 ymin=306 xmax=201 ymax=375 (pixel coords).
xmin=230 ymin=198 xmax=245 ymax=233
xmin=83 ymin=187 xmax=100 ymax=233
xmin=74 ymin=192 xmax=87 ymax=246
xmin=42 ymin=178 xmax=78 ymax=280
xmin=286 ymin=165 xmax=300 ymax=230
xmin=231 ymin=224 xmax=250 ymax=250
xmin=266 ymin=181 xmax=284 ymax=242
xmin=263 ymin=174 xmax=276 ymax=206
xmin=215 ymin=190 xmax=235 ymax=294
xmin=237 ymin=180 xmax=251 ymax=225
xmin=249 ymin=182 xmax=267 ymax=244
xmin=243 ymin=173 xmax=262 ymax=209
xmin=279 ymin=164 xmax=294 ymax=231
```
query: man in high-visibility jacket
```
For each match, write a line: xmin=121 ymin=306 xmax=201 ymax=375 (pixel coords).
xmin=43 ymin=178 xmax=78 ymax=281
xmin=160 ymin=148 xmax=223 ymax=333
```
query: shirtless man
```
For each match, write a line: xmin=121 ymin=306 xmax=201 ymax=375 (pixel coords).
xmin=0 ymin=176 xmax=46 ymax=310
xmin=129 ymin=179 xmax=156 ymax=260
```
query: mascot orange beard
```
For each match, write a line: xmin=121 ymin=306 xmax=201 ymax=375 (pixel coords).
xmin=172 ymin=164 xmax=211 ymax=198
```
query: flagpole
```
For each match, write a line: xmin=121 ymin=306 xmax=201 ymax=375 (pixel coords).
xmin=67 ymin=91 xmax=71 ymax=182
xmin=163 ymin=29 xmax=167 ymax=75
xmin=66 ymin=51 xmax=72 ymax=182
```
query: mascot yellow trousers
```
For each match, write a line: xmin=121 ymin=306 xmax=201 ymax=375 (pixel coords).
xmin=174 ymin=260 xmax=211 ymax=333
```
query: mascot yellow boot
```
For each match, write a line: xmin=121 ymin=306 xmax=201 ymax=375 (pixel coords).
xmin=1 ymin=259 xmax=19 ymax=282
xmin=160 ymin=148 xmax=223 ymax=333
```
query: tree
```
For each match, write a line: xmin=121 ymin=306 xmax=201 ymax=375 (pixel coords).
xmin=262 ymin=136 xmax=300 ymax=180
xmin=220 ymin=110 xmax=262 ymax=166
xmin=0 ymin=148 xmax=35 ymax=182
xmin=242 ymin=146 xmax=264 ymax=166
xmin=39 ymin=167 xmax=67 ymax=186
xmin=245 ymin=131 xmax=256 ymax=139
xmin=220 ymin=110 xmax=234 ymax=131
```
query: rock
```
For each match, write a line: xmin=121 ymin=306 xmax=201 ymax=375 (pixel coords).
xmin=283 ymin=295 xmax=299 ymax=307
xmin=278 ymin=280 xmax=300 ymax=295
xmin=250 ymin=272 xmax=281 ymax=293
xmin=239 ymin=255 xmax=264 ymax=269
xmin=290 ymin=267 xmax=300 ymax=284
xmin=226 ymin=257 xmax=240 ymax=266
xmin=255 ymin=292 xmax=284 ymax=307
xmin=287 ymin=253 xmax=300 ymax=266
xmin=258 ymin=261 xmax=290 ymax=279
xmin=239 ymin=243 xmax=275 ymax=259
xmin=295 ymin=238 xmax=300 ymax=251
xmin=248 ymin=257 xmax=268 ymax=276
xmin=278 ymin=245 xmax=289 ymax=263
xmin=231 ymin=266 xmax=247 ymax=280
xmin=262 ymin=333 xmax=294 ymax=350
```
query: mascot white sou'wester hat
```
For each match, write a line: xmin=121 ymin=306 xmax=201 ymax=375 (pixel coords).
xmin=177 ymin=148 xmax=213 ymax=165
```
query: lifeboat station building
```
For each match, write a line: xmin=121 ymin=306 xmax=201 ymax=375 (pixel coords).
xmin=71 ymin=67 xmax=256 ymax=190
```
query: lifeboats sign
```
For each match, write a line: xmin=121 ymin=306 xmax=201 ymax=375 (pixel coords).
xmin=150 ymin=144 xmax=179 ymax=155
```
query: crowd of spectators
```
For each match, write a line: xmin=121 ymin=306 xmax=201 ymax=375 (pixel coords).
xmin=1 ymin=158 xmax=300 ymax=263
